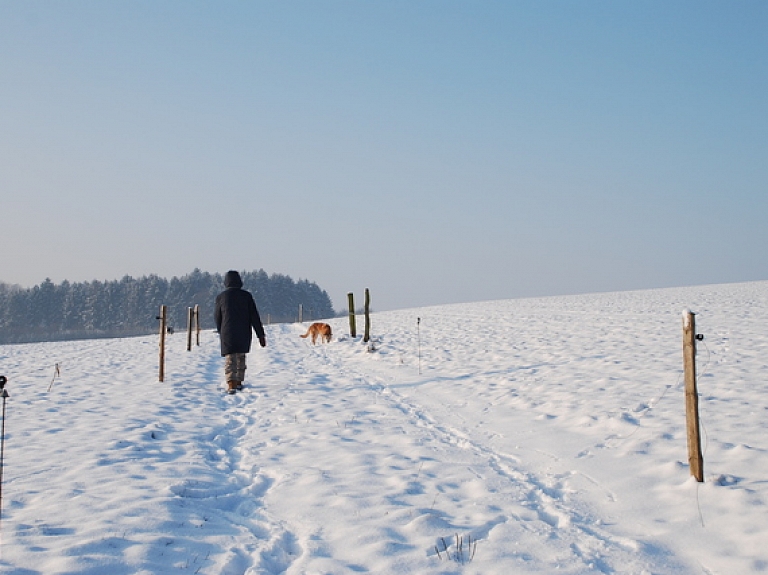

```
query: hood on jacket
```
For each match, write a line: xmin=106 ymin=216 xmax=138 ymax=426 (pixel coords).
xmin=224 ymin=270 xmax=243 ymax=289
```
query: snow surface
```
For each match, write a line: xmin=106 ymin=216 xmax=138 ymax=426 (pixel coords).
xmin=1 ymin=281 xmax=767 ymax=574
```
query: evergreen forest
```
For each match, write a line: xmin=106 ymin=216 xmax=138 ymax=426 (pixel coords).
xmin=0 ymin=269 xmax=335 ymax=345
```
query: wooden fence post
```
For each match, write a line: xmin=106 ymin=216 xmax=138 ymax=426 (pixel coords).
xmin=363 ymin=288 xmax=371 ymax=343
xmin=683 ymin=310 xmax=704 ymax=482
xmin=186 ymin=307 xmax=194 ymax=352
xmin=299 ymin=304 xmax=303 ymax=324
xmin=348 ymin=293 xmax=356 ymax=338
xmin=194 ymin=304 xmax=200 ymax=346
xmin=158 ymin=305 xmax=167 ymax=382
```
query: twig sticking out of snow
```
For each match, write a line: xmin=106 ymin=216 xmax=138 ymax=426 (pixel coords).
xmin=434 ymin=533 xmax=477 ymax=564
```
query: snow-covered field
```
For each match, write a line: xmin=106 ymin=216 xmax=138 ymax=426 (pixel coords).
xmin=1 ymin=281 xmax=767 ymax=574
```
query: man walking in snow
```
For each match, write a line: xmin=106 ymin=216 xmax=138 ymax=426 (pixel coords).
xmin=214 ymin=270 xmax=266 ymax=394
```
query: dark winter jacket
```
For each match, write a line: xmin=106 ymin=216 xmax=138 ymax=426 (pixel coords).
xmin=214 ymin=271 xmax=266 ymax=356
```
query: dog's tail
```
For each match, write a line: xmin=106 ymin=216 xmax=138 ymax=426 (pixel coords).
xmin=300 ymin=329 xmax=310 ymax=338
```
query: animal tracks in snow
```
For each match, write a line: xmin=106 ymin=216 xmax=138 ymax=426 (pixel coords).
xmin=235 ymin=322 xmax=692 ymax=574
xmin=7 ymin=283 xmax=768 ymax=573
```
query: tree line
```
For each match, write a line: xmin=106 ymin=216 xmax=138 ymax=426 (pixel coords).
xmin=0 ymin=269 xmax=335 ymax=345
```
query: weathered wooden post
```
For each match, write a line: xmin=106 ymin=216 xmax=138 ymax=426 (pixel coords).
xmin=363 ymin=288 xmax=371 ymax=343
xmin=194 ymin=304 xmax=200 ymax=346
xmin=158 ymin=305 xmax=167 ymax=382
xmin=186 ymin=307 xmax=194 ymax=352
xmin=298 ymin=304 xmax=303 ymax=324
xmin=348 ymin=292 xmax=356 ymax=338
xmin=683 ymin=310 xmax=704 ymax=482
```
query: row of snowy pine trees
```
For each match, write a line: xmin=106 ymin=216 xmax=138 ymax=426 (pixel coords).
xmin=0 ymin=268 xmax=335 ymax=344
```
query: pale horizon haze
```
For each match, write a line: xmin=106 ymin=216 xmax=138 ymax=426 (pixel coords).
xmin=1 ymin=1 xmax=766 ymax=312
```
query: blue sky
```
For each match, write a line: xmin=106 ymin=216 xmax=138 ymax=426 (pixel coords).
xmin=1 ymin=1 xmax=766 ymax=312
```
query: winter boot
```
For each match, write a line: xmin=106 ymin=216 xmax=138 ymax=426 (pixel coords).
xmin=227 ymin=380 xmax=238 ymax=394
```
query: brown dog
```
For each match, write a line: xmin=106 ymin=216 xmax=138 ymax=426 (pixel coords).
xmin=300 ymin=322 xmax=332 ymax=344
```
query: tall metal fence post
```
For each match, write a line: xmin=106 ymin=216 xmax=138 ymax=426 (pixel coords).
xmin=158 ymin=305 xmax=167 ymax=382
xmin=0 ymin=375 xmax=8 ymax=531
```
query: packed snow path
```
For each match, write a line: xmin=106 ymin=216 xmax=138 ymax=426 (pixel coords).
xmin=2 ymin=282 xmax=768 ymax=574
